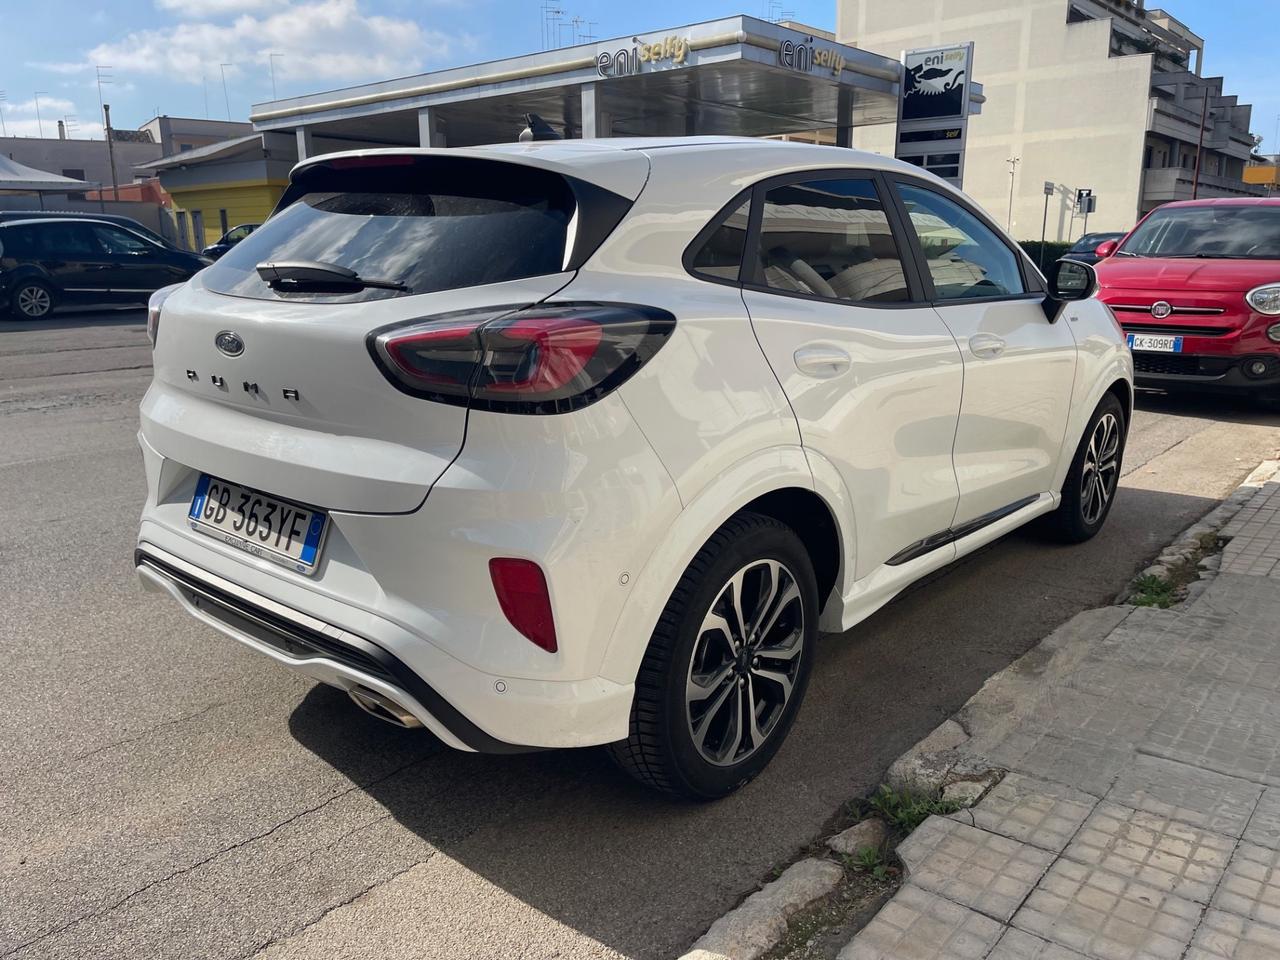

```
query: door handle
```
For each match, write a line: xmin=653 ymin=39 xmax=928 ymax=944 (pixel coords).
xmin=968 ymin=333 xmax=1006 ymax=359
xmin=793 ymin=344 xmax=852 ymax=378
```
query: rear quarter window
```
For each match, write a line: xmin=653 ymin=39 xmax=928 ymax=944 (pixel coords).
xmin=202 ymin=156 xmax=602 ymax=303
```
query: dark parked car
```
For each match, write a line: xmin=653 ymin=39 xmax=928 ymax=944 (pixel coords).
xmin=202 ymin=223 xmax=259 ymax=260
xmin=1064 ymin=231 xmax=1126 ymax=265
xmin=0 ymin=218 xmax=209 ymax=319
xmin=0 ymin=210 xmax=177 ymax=250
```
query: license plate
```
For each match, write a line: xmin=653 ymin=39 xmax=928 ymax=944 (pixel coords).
xmin=188 ymin=475 xmax=328 ymax=574
xmin=1127 ymin=333 xmax=1183 ymax=353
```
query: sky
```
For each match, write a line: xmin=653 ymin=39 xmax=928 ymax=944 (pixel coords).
xmin=0 ymin=0 xmax=1276 ymax=151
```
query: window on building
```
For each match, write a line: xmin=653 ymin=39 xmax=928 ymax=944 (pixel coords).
xmin=895 ymin=182 xmax=1025 ymax=301
xmin=219 ymin=209 xmax=230 ymax=235
xmin=175 ymin=211 xmax=190 ymax=250
xmin=61 ymin=168 xmax=87 ymax=201
xmin=191 ymin=210 xmax=205 ymax=247
xmin=1144 ymin=147 xmax=1153 ymax=168
xmin=753 ymin=177 xmax=910 ymax=304
xmin=179 ymin=143 xmax=194 ymax=152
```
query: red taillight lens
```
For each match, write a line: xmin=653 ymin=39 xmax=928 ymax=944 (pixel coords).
xmin=369 ymin=302 xmax=675 ymax=414
xmin=146 ymin=283 xmax=181 ymax=348
xmin=489 ymin=558 xmax=557 ymax=653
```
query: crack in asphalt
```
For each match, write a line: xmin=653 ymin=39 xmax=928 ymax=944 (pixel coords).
xmin=231 ymin=858 xmax=428 ymax=960
xmin=0 ymin=753 xmax=436 ymax=959
xmin=68 ymin=695 xmax=264 ymax=762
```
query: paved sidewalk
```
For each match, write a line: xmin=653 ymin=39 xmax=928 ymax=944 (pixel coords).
xmin=843 ymin=480 xmax=1280 ymax=960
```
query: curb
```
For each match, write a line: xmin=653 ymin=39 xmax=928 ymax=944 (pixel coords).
xmin=675 ymin=462 xmax=1279 ymax=960
xmin=1116 ymin=458 xmax=1280 ymax=603
xmin=679 ymin=858 xmax=845 ymax=960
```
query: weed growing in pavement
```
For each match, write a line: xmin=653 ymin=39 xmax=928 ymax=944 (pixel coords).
xmin=864 ymin=784 xmax=965 ymax=835
xmin=1128 ymin=573 xmax=1180 ymax=608
xmin=846 ymin=846 xmax=891 ymax=882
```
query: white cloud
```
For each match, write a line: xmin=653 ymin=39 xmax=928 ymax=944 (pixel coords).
xmin=73 ymin=0 xmax=462 ymax=87
xmin=155 ymin=0 xmax=272 ymax=14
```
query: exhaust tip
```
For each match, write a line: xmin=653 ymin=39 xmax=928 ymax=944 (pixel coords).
xmin=347 ymin=685 xmax=423 ymax=729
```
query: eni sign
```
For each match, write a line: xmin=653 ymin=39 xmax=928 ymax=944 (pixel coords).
xmin=778 ymin=38 xmax=846 ymax=77
xmin=597 ymin=35 xmax=690 ymax=78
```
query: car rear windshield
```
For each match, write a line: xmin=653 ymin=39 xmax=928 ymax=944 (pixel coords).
xmin=1118 ymin=205 xmax=1280 ymax=259
xmin=202 ymin=156 xmax=583 ymax=303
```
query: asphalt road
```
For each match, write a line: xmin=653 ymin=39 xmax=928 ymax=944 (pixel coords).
xmin=3 ymin=309 xmax=1278 ymax=960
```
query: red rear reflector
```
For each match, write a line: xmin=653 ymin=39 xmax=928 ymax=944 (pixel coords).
xmin=489 ymin=559 xmax=557 ymax=653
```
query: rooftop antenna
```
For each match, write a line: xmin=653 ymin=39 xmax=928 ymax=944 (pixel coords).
xmin=95 ymin=66 xmax=112 ymax=140
xmin=34 ymin=91 xmax=48 ymax=138
xmin=540 ymin=2 xmax=565 ymax=50
xmin=0 ymin=91 xmax=8 ymax=138
xmin=63 ymin=114 xmax=79 ymax=138
xmin=219 ymin=62 xmax=233 ymax=120
xmin=269 ymin=52 xmax=283 ymax=100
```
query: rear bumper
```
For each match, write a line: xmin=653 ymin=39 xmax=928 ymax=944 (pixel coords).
xmin=1131 ymin=351 xmax=1280 ymax=391
xmin=135 ymin=538 xmax=634 ymax=751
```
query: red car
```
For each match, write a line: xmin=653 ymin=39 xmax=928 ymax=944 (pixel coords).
xmin=1091 ymin=198 xmax=1280 ymax=395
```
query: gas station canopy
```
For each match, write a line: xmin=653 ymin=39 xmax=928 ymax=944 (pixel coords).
xmin=250 ymin=16 xmax=980 ymax=155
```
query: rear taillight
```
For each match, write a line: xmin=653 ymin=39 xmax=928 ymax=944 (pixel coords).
xmin=489 ymin=558 xmax=557 ymax=652
xmin=146 ymin=283 xmax=181 ymax=348
xmin=368 ymin=302 xmax=675 ymax=414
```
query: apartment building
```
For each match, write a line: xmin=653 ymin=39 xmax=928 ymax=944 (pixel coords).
xmin=840 ymin=0 xmax=1262 ymax=239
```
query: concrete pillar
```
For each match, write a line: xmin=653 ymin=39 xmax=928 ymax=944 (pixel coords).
xmin=835 ymin=88 xmax=854 ymax=148
xmin=295 ymin=126 xmax=314 ymax=160
xmin=418 ymin=107 xmax=446 ymax=147
xmin=580 ymin=82 xmax=607 ymax=139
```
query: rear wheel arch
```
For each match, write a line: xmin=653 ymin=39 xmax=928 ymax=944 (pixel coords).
xmin=595 ymin=452 xmax=844 ymax=686
xmin=737 ymin=488 xmax=841 ymax=617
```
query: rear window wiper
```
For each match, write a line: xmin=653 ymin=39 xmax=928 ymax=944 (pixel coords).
xmin=256 ymin=260 xmax=407 ymax=291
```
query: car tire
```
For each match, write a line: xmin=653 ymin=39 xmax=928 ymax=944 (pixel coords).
xmin=1041 ymin=393 xmax=1127 ymax=543
xmin=9 ymin=279 xmax=55 ymax=320
xmin=609 ymin=512 xmax=818 ymax=800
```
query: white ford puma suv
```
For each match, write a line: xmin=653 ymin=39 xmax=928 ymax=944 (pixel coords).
xmin=135 ymin=138 xmax=1132 ymax=799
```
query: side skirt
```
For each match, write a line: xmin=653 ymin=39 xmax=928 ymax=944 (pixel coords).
xmin=885 ymin=494 xmax=1043 ymax=566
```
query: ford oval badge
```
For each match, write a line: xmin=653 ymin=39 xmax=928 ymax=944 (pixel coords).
xmin=215 ymin=330 xmax=245 ymax=357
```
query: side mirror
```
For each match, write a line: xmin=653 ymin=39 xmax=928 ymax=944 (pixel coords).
xmin=1094 ymin=239 xmax=1118 ymax=259
xmin=1047 ymin=258 xmax=1096 ymax=302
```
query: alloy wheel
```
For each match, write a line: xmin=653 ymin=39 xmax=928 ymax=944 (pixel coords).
xmin=685 ymin=559 xmax=805 ymax=767
xmin=17 ymin=285 xmax=51 ymax=318
xmin=1080 ymin=412 xmax=1121 ymax=525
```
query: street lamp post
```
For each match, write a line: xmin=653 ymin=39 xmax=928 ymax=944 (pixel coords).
xmin=1006 ymin=156 xmax=1021 ymax=232
xmin=1192 ymin=88 xmax=1210 ymax=200
xmin=1039 ymin=180 xmax=1053 ymax=269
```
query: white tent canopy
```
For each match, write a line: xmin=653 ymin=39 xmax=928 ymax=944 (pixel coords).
xmin=0 ymin=154 xmax=99 ymax=193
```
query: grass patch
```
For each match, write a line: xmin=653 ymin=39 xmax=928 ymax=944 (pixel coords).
xmin=863 ymin=784 xmax=965 ymax=834
xmin=1128 ymin=573 xmax=1180 ymax=608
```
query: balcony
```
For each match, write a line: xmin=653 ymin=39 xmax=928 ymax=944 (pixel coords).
xmin=1141 ymin=167 xmax=1266 ymax=207
xmin=1147 ymin=98 xmax=1255 ymax=160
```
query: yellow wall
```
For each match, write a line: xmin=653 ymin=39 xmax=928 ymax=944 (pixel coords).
xmin=1244 ymin=165 xmax=1279 ymax=186
xmin=167 ymin=179 xmax=287 ymax=249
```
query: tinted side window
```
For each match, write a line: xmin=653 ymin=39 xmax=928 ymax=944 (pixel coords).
xmin=37 ymin=223 xmax=97 ymax=258
xmin=92 ymin=225 xmax=152 ymax=255
xmin=690 ymin=198 xmax=750 ymax=281
xmin=755 ymin=178 xmax=910 ymax=304
xmin=0 ymin=226 xmax=37 ymax=258
xmin=895 ymin=183 xmax=1025 ymax=301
